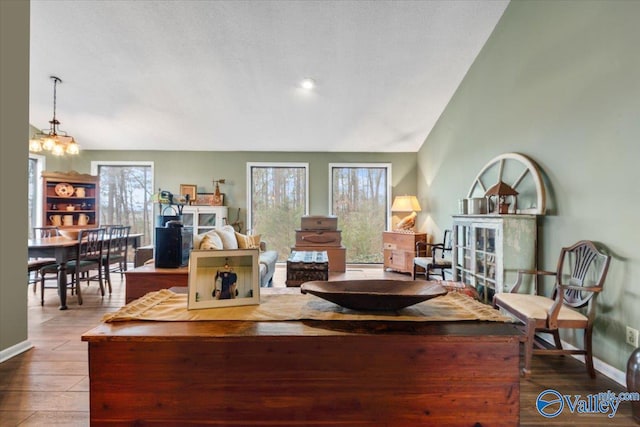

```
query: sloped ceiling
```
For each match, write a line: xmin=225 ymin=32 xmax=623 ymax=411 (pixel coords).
xmin=29 ymin=0 xmax=508 ymax=152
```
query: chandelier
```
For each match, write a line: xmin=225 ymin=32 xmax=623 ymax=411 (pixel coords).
xmin=29 ymin=76 xmax=79 ymax=156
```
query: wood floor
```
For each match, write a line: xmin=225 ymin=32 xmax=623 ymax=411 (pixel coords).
xmin=1 ymin=265 xmax=637 ymax=426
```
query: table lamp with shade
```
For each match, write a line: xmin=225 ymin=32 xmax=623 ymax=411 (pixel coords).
xmin=391 ymin=195 xmax=421 ymax=232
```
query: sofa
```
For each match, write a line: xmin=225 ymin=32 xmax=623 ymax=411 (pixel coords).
xmin=194 ymin=225 xmax=278 ymax=288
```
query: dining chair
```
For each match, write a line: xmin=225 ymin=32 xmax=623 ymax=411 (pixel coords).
xmin=493 ymin=240 xmax=611 ymax=378
xmin=28 ymin=226 xmax=60 ymax=291
xmin=412 ymin=229 xmax=452 ymax=280
xmin=39 ymin=227 xmax=106 ymax=306
xmin=101 ymin=225 xmax=130 ymax=293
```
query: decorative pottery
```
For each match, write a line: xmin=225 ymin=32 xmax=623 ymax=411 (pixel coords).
xmin=59 ymin=229 xmax=80 ymax=240
xmin=63 ymin=215 xmax=74 ymax=226
xmin=77 ymin=214 xmax=89 ymax=226
xmin=74 ymin=186 xmax=85 ymax=197
xmin=628 ymin=347 xmax=640 ymax=423
xmin=54 ymin=182 xmax=74 ymax=197
xmin=49 ymin=215 xmax=62 ymax=226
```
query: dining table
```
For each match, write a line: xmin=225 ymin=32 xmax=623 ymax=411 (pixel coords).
xmin=27 ymin=232 xmax=143 ymax=310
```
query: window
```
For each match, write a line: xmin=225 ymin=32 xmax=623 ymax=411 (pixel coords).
xmin=330 ymin=163 xmax=391 ymax=263
xmin=91 ymin=161 xmax=154 ymax=247
xmin=247 ymin=163 xmax=308 ymax=261
xmin=28 ymin=154 xmax=46 ymax=238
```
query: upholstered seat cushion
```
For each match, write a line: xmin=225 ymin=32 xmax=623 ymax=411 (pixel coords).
xmin=414 ymin=257 xmax=451 ymax=269
xmin=494 ymin=293 xmax=587 ymax=323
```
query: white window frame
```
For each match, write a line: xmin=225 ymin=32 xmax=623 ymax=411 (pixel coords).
xmin=90 ymin=160 xmax=154 ymax=177
xmin=328 ymin=162 xmax=393 ymax=230
xmin=91 ymin=160 xmax=155 ymax=241
xmin=246 ymin=162 xmax=309 ymax=234
xmin=29 ymin=153 xmax=46 ymax=228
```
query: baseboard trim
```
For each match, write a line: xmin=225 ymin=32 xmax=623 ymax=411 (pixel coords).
xmin=0 ymin=339 xmax=33 ymax=363
xmin=539 ymin=335 xmax=626 ymax=386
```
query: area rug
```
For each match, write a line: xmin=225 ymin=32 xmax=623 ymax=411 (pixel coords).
xmin=102 ymin=288 xmax=511 ymax=323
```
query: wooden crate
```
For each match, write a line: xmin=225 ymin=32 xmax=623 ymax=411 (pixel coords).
xmin=301 ymin=215 xmax=338 ymax=230
xmin=295 ymin=230 xmax=342 ymax=246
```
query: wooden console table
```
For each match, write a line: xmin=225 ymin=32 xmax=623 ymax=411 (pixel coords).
xmin=124 ymin=264 xmax=188 ymax=303
xmin=82 ymin=303 xmax=521 ymax=425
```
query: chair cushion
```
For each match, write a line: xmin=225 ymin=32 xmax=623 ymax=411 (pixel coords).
xmin=414 ymin=257 xmax=452 ymax=269
xmin=40 ymin=263 xmax=61 ymax=273
xmin=494 ymin=293 xmax=588 ymax=323
xmin=413 ymin=257 xmax=431 ymax=269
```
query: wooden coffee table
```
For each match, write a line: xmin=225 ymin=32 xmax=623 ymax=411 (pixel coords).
xmin=286 ymin=250 xmax=329 ymax=287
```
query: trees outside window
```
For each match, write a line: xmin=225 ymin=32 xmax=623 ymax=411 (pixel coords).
xmin=91 ymin=161 xmax=154 ymax=247
xmin=330 ymin=163 xmax=391 ymax=263
xmin=247 ymin=163 xmax=308 ymax=261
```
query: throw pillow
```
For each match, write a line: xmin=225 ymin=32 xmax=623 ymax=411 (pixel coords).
xmin=235 ymin=232 xmax=261 ymax=249
xmin=200 ymin=232 xmax=223 ymax=250
xmin=216 ymin=225 xmax=238 ymax=249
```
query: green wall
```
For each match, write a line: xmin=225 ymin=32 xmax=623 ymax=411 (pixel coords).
xmin=45 ymin=150 xmax=417 ymax=228
xmin=417 ymin=0 xmax=640 ymax=372
xmin=1 ymin=0 xmax=30 ymax=359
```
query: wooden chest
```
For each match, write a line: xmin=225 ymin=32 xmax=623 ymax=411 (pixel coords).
xmin=82 ymin=307 xmax=521 ymax=426
xmin=301 ymin=215 xmax=338 ymax=231
xmin=286 ymin=250 xmax=329 ymax=287
xmin=295 ymin=230 xmax=342 ymax=247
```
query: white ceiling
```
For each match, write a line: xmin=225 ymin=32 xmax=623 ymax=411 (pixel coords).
xmin=29 ymin=0 xmax=508 ymax=152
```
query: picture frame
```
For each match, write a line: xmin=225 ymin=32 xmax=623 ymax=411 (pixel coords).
xmin=187 ymin=249 xmax=260 ymax=309
xmin=195 ymin=193 xmax=215 ymax=205
xmin=212 ymin=193 xmax=224 ymax=206
xmin=180 ymin=184 xmax=197 ymax=204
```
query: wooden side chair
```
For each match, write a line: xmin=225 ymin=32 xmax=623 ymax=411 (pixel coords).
xmin=28 ymin=226 xmax=60 ymax=291
xmin=101 ymin=225 xmax=130 ymax=293
xmin=493 ymin=240 xmax=611 ymax=378
xmin=39 ymin=228 xmax=106 ymax=306
xmin=412 ymin=229 xmax=452 ymax=280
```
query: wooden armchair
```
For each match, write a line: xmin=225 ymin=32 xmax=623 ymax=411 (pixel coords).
xmin=493 ymin=240 xmax=611 ymax=378
xmin=412 ymin=230 xmax=452 ymax=280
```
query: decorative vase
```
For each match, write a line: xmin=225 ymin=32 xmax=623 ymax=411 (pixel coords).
xmin=628 ymin=347 xmax=640 ymax=424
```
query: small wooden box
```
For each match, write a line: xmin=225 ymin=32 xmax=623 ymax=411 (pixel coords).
xmin=301 ymin=215 xmax=338 ymax=231
xmin=295 ymin=230 xmax=342 ymax=247
xmin=286 ymin=250 xmax=329 ymax=287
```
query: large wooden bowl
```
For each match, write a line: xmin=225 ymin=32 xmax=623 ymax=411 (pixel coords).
xmin=300 ymin=279 xmax=447 ymax=311
xmin=58 ymin=229 xmax=80 ymax=240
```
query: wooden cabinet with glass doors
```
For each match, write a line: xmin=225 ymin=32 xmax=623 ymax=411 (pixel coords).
xmin=42 ymin=171 xmax=99 ymax=229
xmin=181 ymin=206 xmax=228 ymax=238
xmin=452 ymin=215 xmax=537 ymax=304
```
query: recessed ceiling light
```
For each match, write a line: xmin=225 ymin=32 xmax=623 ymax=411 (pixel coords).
xmin=300 ymin=78 xmax=316 ymax=90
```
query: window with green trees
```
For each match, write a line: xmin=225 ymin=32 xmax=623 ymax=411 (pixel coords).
xmin=330 ymin=164 xmax=391 ymax=263
xmin=247 ymin=163 xmax=308 ymax=261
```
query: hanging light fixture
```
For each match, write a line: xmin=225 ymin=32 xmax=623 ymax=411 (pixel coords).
xmin=29 ymin=76 xmax=79 ymax=156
